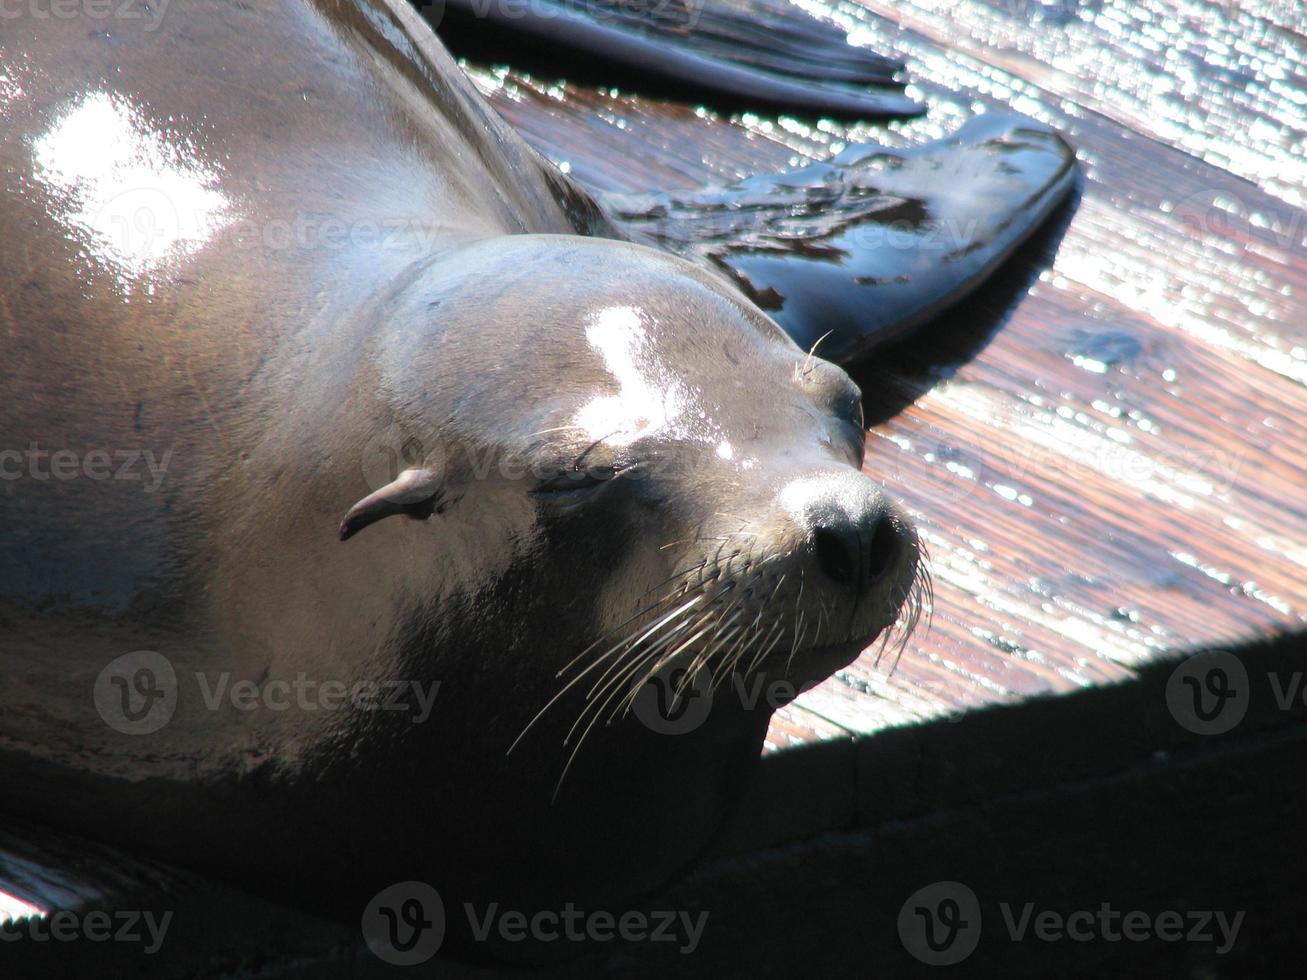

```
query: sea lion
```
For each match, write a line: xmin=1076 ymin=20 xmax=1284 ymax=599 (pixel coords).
xmin=0 ymin=0 xmax=1034 ymax=960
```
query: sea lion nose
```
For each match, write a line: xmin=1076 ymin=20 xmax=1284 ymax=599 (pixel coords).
xmin=783 ymin=473 xmax=908 ymax=602
xmin=812 ymin=510 xmax=903 ymax=593
xmin=812 ymin=509 xmax=904 ymax=600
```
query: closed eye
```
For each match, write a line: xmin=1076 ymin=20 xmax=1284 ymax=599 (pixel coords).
xmin=532 ymin=465 xmax=617 ymax=495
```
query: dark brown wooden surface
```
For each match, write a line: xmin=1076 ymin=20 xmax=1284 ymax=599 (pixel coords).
xmin=455 ymin=0 xmax=1307 ymax=748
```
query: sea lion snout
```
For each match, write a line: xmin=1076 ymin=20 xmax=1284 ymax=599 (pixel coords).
xmin=592 ymin=462 xmax=921 ymax=699
xmin=790 ymin=472 xmax=915 ymax=605
xmin=759 ymin=468 xmax=920 ymax=659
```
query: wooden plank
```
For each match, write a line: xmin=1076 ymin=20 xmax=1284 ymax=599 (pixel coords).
xmin=857 ymin=0 xmax=1306 ymax=207
xmin=450 ymin=0 xmax=1307 ymax=746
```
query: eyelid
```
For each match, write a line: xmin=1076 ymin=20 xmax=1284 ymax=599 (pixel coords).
xmin=533 ymin=463 xmax=619 ymax=494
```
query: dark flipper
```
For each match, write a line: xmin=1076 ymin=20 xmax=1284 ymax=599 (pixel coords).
xmin=600 ymin=113 xmax=1078 ymax=366
xmin=436 ymin=0 xmax=923 ymax=118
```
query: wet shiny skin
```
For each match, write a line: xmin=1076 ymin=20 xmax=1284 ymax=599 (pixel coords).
xmin=0 ymin=0 xmax=917 ymax=936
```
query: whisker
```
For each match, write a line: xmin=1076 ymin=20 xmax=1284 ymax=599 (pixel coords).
xmin=538 ymin=523 xmax=930 ymax=797
xmin=660 ymin=535 xmax=730 ymax=551
xmin=552 ymin=605 xmax=701 ymax=798
xmin=579 ymin=616 xmax=701 ymax=739
xmin=874 ymin=549 xmax=933 ymax=674
xmin=554 ymin=590 xmax=679 ymax=679
xmin=605 ymin=615 xmax=713 ymax=724
xmin=785 ymin=575 xmax=807 ymax=674
xmin=645 ymin=557 xmax=710 ymax=596
xmin=747 ymin=621 xmax=787 ymax=678
xmin=657 ymin=619 xmax=723 ymax=699
xmin=508 ymin=594 xmax=701 ymax=755
xmin=694 ymin=609 xmax=745 ymax=682
xmin=719 ymin=617 xmax=757 ymax=679
xmin=796 ymin=330 xmax=834 ymax=379
xmin=525 ymin=424 xmax=589 ymax=439
xmin=564 ymin=613 xmax=704 ymax=768
xmin=742 ymin=615 xmax=786 ymax=678
xmin=580 ymin=595 xmax=705 ymax=701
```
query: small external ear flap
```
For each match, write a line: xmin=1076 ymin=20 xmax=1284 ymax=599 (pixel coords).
xmin=339 ymin=468 xmax=443 ymax=542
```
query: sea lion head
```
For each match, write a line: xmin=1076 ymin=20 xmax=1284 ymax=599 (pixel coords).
xmin=246 ymin=232 xmax=930 ymax=933
xmin=344 ymin=234 xmax=924 ymax=708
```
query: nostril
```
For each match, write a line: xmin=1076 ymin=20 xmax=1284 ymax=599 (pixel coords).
xmin=814 ymin=513 xmax=902 ymax=593
xmin=866 ymin=514 xmax=901 ymax=584
xmin=814 ymin=525 xmax=856 ymax=586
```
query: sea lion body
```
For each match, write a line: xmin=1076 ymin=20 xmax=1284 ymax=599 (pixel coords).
xmin=2 ymin=0 xmax=587 ymax=769
xmin=0 ymin=0 xmax=919 ymax=944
